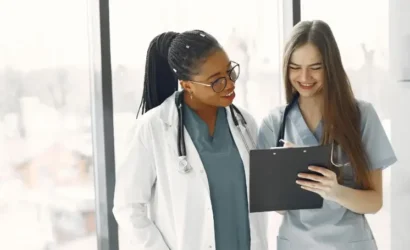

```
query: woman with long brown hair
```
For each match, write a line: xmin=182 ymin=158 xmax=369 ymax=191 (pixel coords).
xmin=257 ymin=20 xmax=397 ymax=249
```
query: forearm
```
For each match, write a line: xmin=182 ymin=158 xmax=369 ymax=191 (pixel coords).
xmin=334 ymin=185 xmax=382 ymax=214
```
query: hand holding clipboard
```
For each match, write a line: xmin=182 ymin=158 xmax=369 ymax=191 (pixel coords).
xmin=249 ymin=140 xmax=335 ymax=212
xmin=280 ymin=140 xmax=341 ymax=203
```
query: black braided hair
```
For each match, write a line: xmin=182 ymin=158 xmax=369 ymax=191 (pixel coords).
xmin=137 ymin=30 xmax=221 ymax=116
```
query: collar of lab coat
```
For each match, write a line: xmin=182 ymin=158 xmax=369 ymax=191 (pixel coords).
xmin=159 ymin=91 xmax=179 ymax=127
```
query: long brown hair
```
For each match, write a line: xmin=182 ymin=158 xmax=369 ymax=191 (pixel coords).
xmin=283 ymin=20 xmax=371 ymax=189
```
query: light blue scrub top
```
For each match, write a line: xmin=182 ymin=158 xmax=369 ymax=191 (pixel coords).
xmin=184 ymin=105 xmax=250 ymax=250
xmin=257 ymin=100 xmax=397 ymax=250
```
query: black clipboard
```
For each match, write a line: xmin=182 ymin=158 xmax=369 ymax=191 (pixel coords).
xmin=249 ymin=144 xmax=332 ymax=212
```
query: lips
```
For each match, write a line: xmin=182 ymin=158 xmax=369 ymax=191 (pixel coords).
xmin=223 ymin=90 xmax=235 ymax=97
xmin=221 ymin=90 xmax=236 ymax=100
xmin=298 ymin=82 xmax=316 ymax=89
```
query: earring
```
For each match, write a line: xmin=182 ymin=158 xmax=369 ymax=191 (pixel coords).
xmin=189 ymin=91 xmax=193 ymax=99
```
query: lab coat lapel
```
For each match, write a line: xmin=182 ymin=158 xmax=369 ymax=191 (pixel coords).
xmin=162 ymin=92 xmax=180 ymax=158
xmin=287 ymin=103 xmax=320 ymax=146
xmin=161 ymin=92 xmax=211 ymax=194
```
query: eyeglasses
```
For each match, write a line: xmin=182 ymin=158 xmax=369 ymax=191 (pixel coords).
xmin=189 ymin=61 xmax=240 ymax=93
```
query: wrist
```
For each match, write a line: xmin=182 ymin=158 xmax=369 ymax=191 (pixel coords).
xmin=333 ymin=184 xmax=347 ymax=203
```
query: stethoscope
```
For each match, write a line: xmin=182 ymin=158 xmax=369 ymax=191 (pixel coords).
xmin=276 ymin=92 xmax=348 ymax=167
xmin=175 ymin=91 xmax=256 ymax=174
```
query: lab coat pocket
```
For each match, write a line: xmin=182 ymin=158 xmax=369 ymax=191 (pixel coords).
xmin=276 ymin=236 xmax=292 ymax=250
xmin=349 ymin=239 xmax=377 ymax=250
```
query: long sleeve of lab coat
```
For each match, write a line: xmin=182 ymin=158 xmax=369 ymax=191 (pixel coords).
xmin=113 ymin=123 xmax=169 ymax=250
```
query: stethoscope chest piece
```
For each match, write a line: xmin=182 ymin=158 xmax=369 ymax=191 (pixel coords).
xmin=178 ymin=156 xmax=192 ymax=174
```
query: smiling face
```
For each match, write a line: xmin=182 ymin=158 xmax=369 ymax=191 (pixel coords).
xmin=181 ymin=49 xmax=240 ymax=107
xmin=288 ymin=43 xmax=325 ymax=99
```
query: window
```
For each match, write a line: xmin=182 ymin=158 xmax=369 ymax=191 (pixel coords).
xmin=110 ymin=0 xmax=284 ymax=126
xmin=0 ymin=1 xmax=96 ymax=249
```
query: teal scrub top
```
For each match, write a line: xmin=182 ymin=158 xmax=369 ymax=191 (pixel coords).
xmin=184 ymin=105 xmax=250 ymax=250
xmin=257 ymin=99 xmax=397 ymax=250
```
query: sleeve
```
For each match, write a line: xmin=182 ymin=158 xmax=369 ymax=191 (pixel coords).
xmin=256 ymin=115 xmax=279 ymax=150
xmin=113 ymin=121 xmax=169 ymax=250
xmin=360 ymin=102 xmax=397 ymax=171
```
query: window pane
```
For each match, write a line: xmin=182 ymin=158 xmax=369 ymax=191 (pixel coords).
xmin=302 ymin=0 xmax=390 ymax=115
xmin=110 ymin=0 xmax=283 ymax=125
xmin=110 ymin=0 xmax=283 ymax=249
xmin=0 ymin=1 xmax=97 ymax=249
xmin=301 ymin=1 xmax=396 ymax=250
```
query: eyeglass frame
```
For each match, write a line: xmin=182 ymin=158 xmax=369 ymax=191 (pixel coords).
xmin=188 ymin=61 xmax=240 ymax=93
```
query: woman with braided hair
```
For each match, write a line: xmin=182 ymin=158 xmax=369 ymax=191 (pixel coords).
xmin=113 ymin=30 xmax=268 ymax=250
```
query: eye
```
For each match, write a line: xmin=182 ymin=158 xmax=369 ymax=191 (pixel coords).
xmin=311 ymin=66 xmax=322 ymax=70
xmin=211 ymin=77 xmax=224 ymax=85
xmin=289 ymin=66 xmax=300 ymax=70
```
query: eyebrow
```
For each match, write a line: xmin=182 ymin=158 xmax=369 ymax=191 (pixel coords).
xmin=206 ymin=62 xmax=233 ymax=80
xmin=289 ymin=62 xmax=322 ymax=67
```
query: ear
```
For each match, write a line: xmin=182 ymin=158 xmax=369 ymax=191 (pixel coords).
xmin=180 ymin=80 xmax=193 ymax=93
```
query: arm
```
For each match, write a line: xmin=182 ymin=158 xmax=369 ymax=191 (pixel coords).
xmin=113 ymin=124 xmax=169 ymax=250
xmin=334 ymin=169 xmax=382 ymax=214
xmin=333 ymin=102 xmax=396 ymax=214
xmin=297 ymin=167 xmax=383 ymax=214
xmin=298 ymin=102 xmax=397 ymax=214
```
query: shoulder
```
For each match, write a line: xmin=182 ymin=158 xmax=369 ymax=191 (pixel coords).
xmin=255 ymin=105 xmax=286 ymax=149
xmin=354 ymin=100 xmax=397 ymax=170
xmin=355 ymin=99 xmax=380 ymax=131
xmin=356 ymin=99 xmax=375 ymax=114
xmin=260 ymin=105 xmax=287 ymax=132
xmin=128 ymin=104 xmax=165 ymax=146
xmin=135 ymin=107 xmax=161 ymax=131
xmin=134 ymin=94 xmax=176 ymax=132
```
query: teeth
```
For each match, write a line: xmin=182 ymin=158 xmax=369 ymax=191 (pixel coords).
xmin=300 ymin=83 xmax=314 ymax=87
xmin=225 ymin=91 xmax=234 ymax=97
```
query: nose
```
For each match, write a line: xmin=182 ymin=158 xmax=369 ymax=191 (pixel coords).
xmin=225 ymin=78 xmax=235 ymax=90
xmin=299 ymin=68 xmax=311 ymax=83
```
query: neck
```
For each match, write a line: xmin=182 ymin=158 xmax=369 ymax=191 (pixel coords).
xmin=183 ymin=91 xmax=218 ymax=122
xmin=299 ymin=95 xmax=323 ymax=113
xmin=298 ymin=95 xmax=323 ymax=128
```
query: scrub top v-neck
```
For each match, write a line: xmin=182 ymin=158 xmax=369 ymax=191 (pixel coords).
xmin=183 ymin=104 xmax=250 ymax=250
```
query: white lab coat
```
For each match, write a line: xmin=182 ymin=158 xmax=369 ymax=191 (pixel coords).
xmin=113 ymin=92 xmax=269 ymax=250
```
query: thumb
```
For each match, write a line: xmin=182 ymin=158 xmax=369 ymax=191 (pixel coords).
xmin=280 ymin=139 xmax=296 ymax=148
